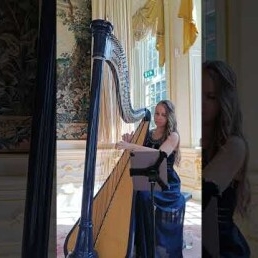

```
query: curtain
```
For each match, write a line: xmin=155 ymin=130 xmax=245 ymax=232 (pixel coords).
xmin=132 ymin=0 xmax=165 ymax=67
xmin=178 ymin=0 xmax=199 ymax=54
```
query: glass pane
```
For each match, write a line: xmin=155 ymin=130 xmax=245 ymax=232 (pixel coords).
xmin=145 ymin=85 xmax=149 ymax=95
xmin=150 ymin=84 xmax=155 ymax=93
xmin=206 ymin=40 xmax=216 ymax=60
xmin=151 ymin=105 xmax=155 ymax=115
xmin=150 ymin=96 xmax=156 ymax=105
xmin=148 ymin=51 xmax=152 ymax=62
xmin=162 ymin=90 xmax=167 ymax=100
xmin=161 ymin=80 xmax=166 ymax=91
xmin=146 ymin=95 xmax=150 ymax=106
xmin=206 ymin=13 xmax=216 ymax=35
xmin=206 ymin=0 xmax=215 ymax=13
xmin=158 ymin=67 xmax=163 ymax=75
xmin=148 ymin=61 xmax=152 ymax=70
xmin=148 ymin=38 xmax=152 ymax=49
xmin=156 ymin=94 xmax=161 ymax=103
xmin=153 ymin=49 xmax=157 ymax=59
xmin=156 ymin=82 xmax=161 ymax=91
xmin=151 ymin=37 xmax=155 ymax=48
xmin=153 ymin=58 xmax=157 ymax=68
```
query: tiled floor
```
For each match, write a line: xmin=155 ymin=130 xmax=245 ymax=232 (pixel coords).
xmin=184 ymin=199 xmax=201 ymax=226
xmin=57 ymin=186 xmax=201 ymax=258
xmin=183 ymin=199 xmax=201 ymax=258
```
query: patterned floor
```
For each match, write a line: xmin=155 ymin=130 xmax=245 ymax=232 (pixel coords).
xmin=56 ymin=197 xmax=201 ymax=258
xmin=183 ymin=199 xmax=201 ymax=258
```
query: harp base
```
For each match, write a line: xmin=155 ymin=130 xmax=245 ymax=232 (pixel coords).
xmin=66 ymin=250 xmax=98 ymax=258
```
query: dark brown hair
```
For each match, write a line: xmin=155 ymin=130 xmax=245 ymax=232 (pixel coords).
xmin=203 ymin=60 xmax=250 ymax=216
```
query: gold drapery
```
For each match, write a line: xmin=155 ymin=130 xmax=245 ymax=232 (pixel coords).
xmin=178 ymin=0 xmax=199 ymax=54
xmin=132 ymin=0 xmax=165 ymax=67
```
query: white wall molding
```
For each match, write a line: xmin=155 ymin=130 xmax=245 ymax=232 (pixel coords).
xmin=175 ymin=147 xmax=202 ymax=201
xmin=189 ymin=48 xmax=202 ymax=147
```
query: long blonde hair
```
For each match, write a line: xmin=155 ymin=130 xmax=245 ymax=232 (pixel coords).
xmin=157 ymin=100 xmax=181 ymax=166
xmin=203 ymin=60 xmax=250 ymax=217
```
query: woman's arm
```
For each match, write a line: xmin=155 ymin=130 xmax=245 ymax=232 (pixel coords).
xmin=116 ymin=132 xmax=179 ymax=156
xmin=116 ymin=141 xmax=157 ymax=152
xmin=159 ymin=132 xmax=179 ymax=156
xmin=203 ymin=136 xmax=246 ymax=193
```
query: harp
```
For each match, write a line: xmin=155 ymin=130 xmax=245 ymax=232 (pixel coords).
xmin=64 ymin=20 xmax=151 ymax=257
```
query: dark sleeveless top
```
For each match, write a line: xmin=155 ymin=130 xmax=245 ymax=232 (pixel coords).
xmin=202 ymin=150 xmax=250 ymax=257
xmin=144 ymin=129 xmax=176 ymax=185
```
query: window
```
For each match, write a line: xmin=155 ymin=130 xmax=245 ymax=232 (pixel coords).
xmin=203 ymin=0 xmax=227 ymax=61
xmin=134 ymin=34 xmax=167 ymax=128
xmin=203 ymin=0 xmax=216 ymax=60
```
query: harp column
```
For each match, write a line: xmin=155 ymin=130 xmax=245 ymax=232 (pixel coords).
xmin=67 ymin=19 xmax=113 ymax=258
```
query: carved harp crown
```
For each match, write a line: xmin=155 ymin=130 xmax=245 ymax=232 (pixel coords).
xmin=64 ymin=19 xmax=150 ymax=258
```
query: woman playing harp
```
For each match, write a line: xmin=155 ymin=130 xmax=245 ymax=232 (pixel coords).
xmin=117 ymin=100 xmax=186 ymax=258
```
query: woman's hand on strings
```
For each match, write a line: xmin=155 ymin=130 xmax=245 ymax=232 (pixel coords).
xmin=122 ymin=131 xmax=134 ymax=142
xmin=116 ymin=141 xmax=157 ymax=152
xmin=116 ymin=141 xmax=135 ymax=150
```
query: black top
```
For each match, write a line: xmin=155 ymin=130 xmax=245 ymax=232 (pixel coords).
xmin=202 ymin=149 xmax=250 ymax=257
xmin=144 ymin=129 xmax=175 ymax=166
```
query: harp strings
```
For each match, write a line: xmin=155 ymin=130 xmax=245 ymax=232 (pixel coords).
xmin=95 ymin=62 xmax=124 ymax=193
xmin=93 ymin=61 xmax=130 ymax=240
xmin=93 ymin=119 xmax=147 ymax=243
xmin=90 ymin=21 xmax=145 ymax=246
